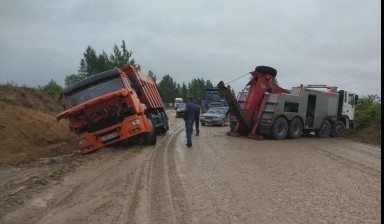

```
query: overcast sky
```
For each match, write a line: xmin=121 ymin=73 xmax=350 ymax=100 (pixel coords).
xmin=0 ymin=0 xmax=381 ymax=97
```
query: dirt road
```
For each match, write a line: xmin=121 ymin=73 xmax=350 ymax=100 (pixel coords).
xmin=0 ymin=110 xmax=381 ymax=224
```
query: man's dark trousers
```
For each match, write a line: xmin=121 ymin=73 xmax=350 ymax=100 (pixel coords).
xmin=185 ymin=119 xmax=194 ymax=146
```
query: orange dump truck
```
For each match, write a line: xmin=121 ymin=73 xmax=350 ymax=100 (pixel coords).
xmin=57 ymin=65 xmax=168 ymax=154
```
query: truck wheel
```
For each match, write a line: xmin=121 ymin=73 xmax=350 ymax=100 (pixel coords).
xmin=158 ymin=112 xmax=168 ymax=134
xmin=255 ymin=66 xmax=277 ymax=77
xmin=288 ymin=118 xmax=302 ymax=139
xmin=331 ymin=120 xmax=345 ymax=137
xmin=202 ymin=123 xmax=205 ymax=126
xmin=317 ymin=120 xmax=331 ymax=138
xmin=144 ymin=119 xmax=157 ymax=145
xmin=271 ymin=117 xmax=288 ymax=140
xmin=162 ymin=112 xmax=169 ymax=131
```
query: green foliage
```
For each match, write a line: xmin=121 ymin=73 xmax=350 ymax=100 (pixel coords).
xmin=226 ymin=84 xmax=236 ymax=97
xmin=185 ymin=78 xmax=215 ymax=104
xmin=0 ymin=81 xmax=19 ymax=89
xmin=38 ymin=79 xmax=63 ymax=94
xmin=64 ymin=73 xmax=85 ymax=87
xmin=354 ymin=95 xmax=381 ymax=129
xmin=180 ymin=82 xmax=188 ymax=101
xmin=148 ymin=70 xmax=157 ymax=83
xmin=155 ymin=76 xmax=216 ymax=104
xmin=157 ymin=74 xmax=178 ymax=103
xmin=64 ymin=40 xmax=140 ymax=86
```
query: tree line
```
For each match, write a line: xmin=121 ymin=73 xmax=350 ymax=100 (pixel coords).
xmin=53 ymin=40 xmax=234 ymax=105
xmin=35 ymin=40 xmax=380 ymax=130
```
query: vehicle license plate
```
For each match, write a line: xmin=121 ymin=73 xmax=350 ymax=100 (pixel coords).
xmin=101 ymin=131 xmax=119 ymax=142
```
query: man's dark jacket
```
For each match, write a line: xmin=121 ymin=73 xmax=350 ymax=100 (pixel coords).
xmin=184 ymin=102 xmax=199 ymax=121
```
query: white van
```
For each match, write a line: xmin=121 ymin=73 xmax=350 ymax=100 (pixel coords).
xmin=174 ymin=98 xmax=183 ymax=109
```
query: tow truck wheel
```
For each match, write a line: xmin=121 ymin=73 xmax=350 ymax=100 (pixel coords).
xmin=331 ymin=120 xmax=345 ymax=137
xmin=288 ymin=118 xmax=303 ymax=139
xmin=271 ymin=117 xmax=288 ymax=140
xmin=255 ymin=66 xmax=277 ymax=77
xmin=317 ymin=120 xmax=331 ymax=138
xmin=144 ymin=119 xmax=157 ymax=145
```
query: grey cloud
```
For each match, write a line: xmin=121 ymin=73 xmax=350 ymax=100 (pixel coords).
xmin=0 ymin=0 xmax=381 ymax=97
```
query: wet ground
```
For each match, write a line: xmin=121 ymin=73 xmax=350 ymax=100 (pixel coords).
xmin=0 ymin=110 xmax=381 ymax=224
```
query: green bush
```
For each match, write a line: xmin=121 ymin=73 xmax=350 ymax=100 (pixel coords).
xmin=38 ymin=79 xmax=63 ymax=95
xmin=354 ymin=95 xmax=381 ymax=129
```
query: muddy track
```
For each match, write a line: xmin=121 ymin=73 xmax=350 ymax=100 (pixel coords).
xmin=148 ymin=124 xmax=190 ymax=224
xmin=0 ymin=109 xmax=381 ymax=224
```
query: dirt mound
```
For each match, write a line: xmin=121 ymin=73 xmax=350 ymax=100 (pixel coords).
xmin=0 ymin=86 xmax=77 ymax=165
xmin=0 ymin=85 xmax=64 ymax=116
xmin=345 ymin=123 xmax=381 ymax=146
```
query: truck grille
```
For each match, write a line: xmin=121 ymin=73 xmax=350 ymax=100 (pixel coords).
xmin=75 ymin=116 xmax=124 ymax=134
xmin=88 ymin=116 xmax=124 ymax=132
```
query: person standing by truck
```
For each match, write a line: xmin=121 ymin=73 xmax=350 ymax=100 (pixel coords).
xmin=195 ymin=105 xmax=200 ymax=136
xmin=184 ymin=96 xmax=199 ymax=147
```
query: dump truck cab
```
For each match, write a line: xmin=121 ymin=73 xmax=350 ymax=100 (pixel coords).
xmin=57 ymin=66 xmax=167 ymax=154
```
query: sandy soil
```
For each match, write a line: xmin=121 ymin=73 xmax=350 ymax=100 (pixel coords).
xmin=0 ymin=109 xmax=381 ymax=224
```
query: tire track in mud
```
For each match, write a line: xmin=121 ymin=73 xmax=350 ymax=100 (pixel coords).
xmin=304 ymin=139 xmax=381 ymax=178
xmin=116 ymin=155 xmax=151 ymax=224
xmin=148 ymin=124 xmax=191 ymax=224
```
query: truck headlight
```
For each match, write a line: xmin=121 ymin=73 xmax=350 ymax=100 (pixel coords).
xmin=78 ymin=138 xmax=87 ymax=145
xmin=130 ymin=118 xmax=141 ymax=127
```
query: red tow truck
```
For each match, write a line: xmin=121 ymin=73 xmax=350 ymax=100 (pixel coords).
xmin=218 ymin=66 xmax=358 ymax=140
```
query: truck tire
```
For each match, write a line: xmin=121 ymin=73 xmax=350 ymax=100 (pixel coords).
xmin=271 ymin=117 xmax=288 ymax=140
xmin=255 ymin=66 xmax=277 ymax=77
xmin=162 ymin=112 xmax=169 ymax=131
xmin=317 ymin=120 xmax=331 ymax=138
xmin=288 ymin=118 xmax=302 ymax=139
xmin=331 ymin=120 xmax=345 ymax=137
xmin=158 ymin=112 xmax=169 ymax=134
xmin=144 ymin=119 xmax=156 ymax=145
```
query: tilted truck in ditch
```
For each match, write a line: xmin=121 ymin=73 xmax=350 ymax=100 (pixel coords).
xmin=57 ymin=65 xmax=168 ymax=154
xmin=218 ymin=66 xmax=358 ymax=140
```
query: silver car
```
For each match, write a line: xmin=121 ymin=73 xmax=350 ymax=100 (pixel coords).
xmin=200 ymin=107 xmax=229 ymax=126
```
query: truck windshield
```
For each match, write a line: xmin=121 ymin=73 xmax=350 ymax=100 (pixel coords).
xmin=65 ymin=77 xmax=124 ymax=108
xmin=205 ymin=93 xmax=222 ymax=102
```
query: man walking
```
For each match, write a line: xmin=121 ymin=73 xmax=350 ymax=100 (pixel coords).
xmin=184 ymin=96 xmax=199 ymax=147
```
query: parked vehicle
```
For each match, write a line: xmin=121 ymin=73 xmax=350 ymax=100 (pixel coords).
xmin=57 ymin=65 xmax=168 ymax=154
xmin=218 ymin=66 xmax=358 ymax=140
xmin=200 ymin=107 xmax=229 ymax=126
xmin=201 ymin=88 xmax=228 ymax=113
xmin=176 ymin=103 xmax=186 ymax=118
xmin=174 ymin=98 xmax=183 ymax=109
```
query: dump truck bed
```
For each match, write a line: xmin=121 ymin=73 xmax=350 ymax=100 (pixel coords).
xmin=121 ymin=65 xmax=163 ymax=109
